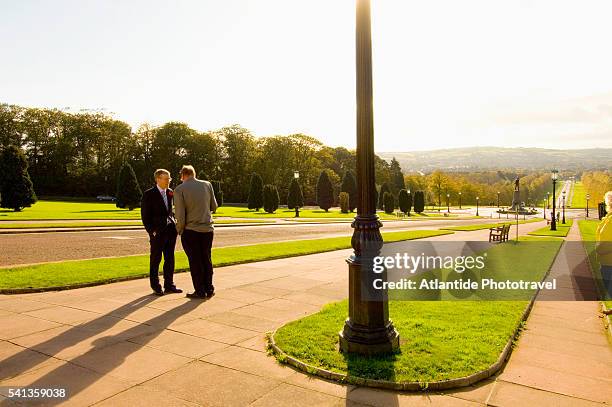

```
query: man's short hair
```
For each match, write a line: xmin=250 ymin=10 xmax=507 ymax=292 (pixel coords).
xmin=180 ymin=165 xmax=196 ymax=178
xmin=154 ymin=169 xmax=170 ymax=179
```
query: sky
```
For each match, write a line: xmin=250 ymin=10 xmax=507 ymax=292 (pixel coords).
xmin=2 ymin=0 xmax=612 ymax=152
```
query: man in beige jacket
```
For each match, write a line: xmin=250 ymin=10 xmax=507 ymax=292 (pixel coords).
xmin=174 ymin=165 xmax=218 ymax=299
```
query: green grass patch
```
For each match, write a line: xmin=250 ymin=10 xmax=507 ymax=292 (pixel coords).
xmin=571 ymin=181 xmax=587 ymax=209
xmin=0 ymin=230 xmax=452 ymax=291
xmin=0 ymin=219 xmax=268 ymax=229
xmin=578 ymin=220 xmax=611 ymax=304
xmin=439 ymin=218 xmax=541 ymax=232
xmin=274 ymin=238 xmax=562 ymax=383
xmin=528 ymin=219 xmax=573 ymax=237
xmin=0 ymin=200 xmax=143 ymax=221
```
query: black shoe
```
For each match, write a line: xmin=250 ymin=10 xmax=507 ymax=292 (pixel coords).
xmin=205 ymin=291 xmax=215 ymax=298
xmin=186 ymin=292 xmax=206 ymax=299
xmin=164 ymin=286 xmax=183 ymax=294
xmin=152 ymin=288 xmax=164 ymax=296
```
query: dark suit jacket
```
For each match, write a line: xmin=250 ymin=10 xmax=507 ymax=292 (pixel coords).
xmin=141 ymin=186 xmax=176 ymax=236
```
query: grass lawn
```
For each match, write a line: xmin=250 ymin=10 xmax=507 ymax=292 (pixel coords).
xmin=528 ymin=219 xmax=573 ymax=237
xmin=578 ymin=220 xmax=612 ymax=306
xmin=0 ymin=229 xmax=452 ymax=291
xmin=439 ymin=218 xmax=541 ymax=232
xmin=570 ymin=181 xmax=587 ymax=209
xmin=1 ymin=200 xmax=404 ymax=221
xmin=274 ymin=237 xmax=562 ymax=383
xmin=0 ymin=219 xmax=269 ymax=229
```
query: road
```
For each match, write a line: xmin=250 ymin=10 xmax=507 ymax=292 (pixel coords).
xmin=0 ymin=217 xmax=512 ymax=267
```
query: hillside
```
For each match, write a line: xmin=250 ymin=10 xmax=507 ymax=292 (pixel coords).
xmin=378 ymin=147 xmax=612 ymax=173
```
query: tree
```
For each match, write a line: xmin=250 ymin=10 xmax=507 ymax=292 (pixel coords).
xmin=116 ymin=163 xmax=142 ymax=210
xmin=263 ymin=184 xmax=279 ymax=213
xmin=339 ymin=192 xmax=350 ymax=213
xmin=378 ymin=183 xmax=391 ymax=210
xmin=413 ymin=190 xmax=425 ymax=214
xmin=341 ymin=170 xmax=357 ymax=212
xmin=383 ymin=192 xmax=395 ymax=214
xmin=316 ymin=170 xmax=334 ymax=211
xmin=247 ymin=173 xmax=264 ymax=211
xmin=0 ymin=146 xmax=37 ymax=211
xmin=389 ymin=157 xmax=405 ymax=195
xmin=429 ymin=170 xmax=448 ymax=210
xmin=287 ymin=178 xmax=304 ymax=210
xmin=398 ymin=189 xmax=412 ymax=215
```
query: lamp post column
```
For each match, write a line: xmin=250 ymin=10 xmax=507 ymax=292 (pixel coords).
xmin=339 ymin=0 xmax=399 ymax=355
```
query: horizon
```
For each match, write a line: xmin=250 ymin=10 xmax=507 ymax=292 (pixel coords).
xmin=3 ymin=0 xmax=612 ymax=151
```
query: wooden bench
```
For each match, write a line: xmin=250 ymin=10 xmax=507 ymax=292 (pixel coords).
xmin=489 ymin=224 xmax=510 ymax=243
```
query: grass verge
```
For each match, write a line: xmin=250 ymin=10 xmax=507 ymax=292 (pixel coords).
xmin=0 ymin=229 xmax=452 ymax=291
xmin=439 ymin=218 xmax=541 ymax=232
xmin=0 ymin=219 xmax=268 ymax=229
xmin=528 ymin=219 xmax=573 ymax=237
xmin=578 ymin=220 xmax=612 ymax=306
xmin=274 ymin=237 xmax=562 ymax=383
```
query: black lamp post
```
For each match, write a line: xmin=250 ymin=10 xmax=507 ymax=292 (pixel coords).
xmin=497 ymin=191 xmax=500 ymax=208
xmin=562 ymin=190 xmax=566 ymax=224
xmin=339 ymin=0 xmax=399 ymax=355
xmin=543 ymin=197 xmax=546 ymax=220
xmin=476 ymin=196 xmax=479 ymax=217
xmin=551 ymin=169 xmax=558 ymax=231
xmin=546 ymin=192 xmax=550 ymax=210
xmin=446 ymin=193 xmax=450 ymax=213
xmin=586 ymin=193 xmax=590 ymax=218
xmin=458 ymin=191 xmax=462 ymax=209
xmin=294 ymin=171 xmax=300 ymax=218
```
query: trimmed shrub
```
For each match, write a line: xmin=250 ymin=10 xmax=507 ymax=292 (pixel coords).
xmin=247 ymin=173 xmax=264 ymax=211
xmin=383 ymin=192 xmax=395 ymax=214
xmin=341 ymin=171 xmax=357 ymax=212
xmin=378 ymin=183 xmax=391 ymax=210
xmin=263 ymin=184 xmax=279 ymax=213
xmin=339 ymin=192 xmax=350 ymax=213
xmin=398 ymin=189 xmax=412 ymax=215
xmin=116 ymin=163 xmax=142 ymax=211
xmin=413 ymin=190 xmax=425 ymax=214
xmin=316 ymin=170 xmax=334 ymax=212
xmin=287 ymin=178 xmax=304 ymax=209
xmin=0 ymin=146 xmax=37 ymax=211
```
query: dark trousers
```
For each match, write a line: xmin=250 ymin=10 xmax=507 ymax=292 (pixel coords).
xmin=149 ymin=225 xmax=177 ymax=290
xmin=181 ymin=229 xmax=214 ymax=295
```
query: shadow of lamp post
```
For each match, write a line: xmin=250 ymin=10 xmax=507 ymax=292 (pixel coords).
xmin=339 ymin=0 xmax=400 ymax=355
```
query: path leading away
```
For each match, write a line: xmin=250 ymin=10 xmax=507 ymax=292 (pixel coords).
xmin=0 ymin=221 xmax=610 ymax=406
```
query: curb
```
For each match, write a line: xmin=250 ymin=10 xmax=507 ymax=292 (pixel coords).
xmin=267 ymin=240 xmax=564 ymax=392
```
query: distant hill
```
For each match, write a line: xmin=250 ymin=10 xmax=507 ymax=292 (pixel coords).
xmin=378 ymin=147 xmax=612 ymax=173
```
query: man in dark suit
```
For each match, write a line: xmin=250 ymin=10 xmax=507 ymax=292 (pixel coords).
xmin=141 ymin=169 xmax=182 ymax=296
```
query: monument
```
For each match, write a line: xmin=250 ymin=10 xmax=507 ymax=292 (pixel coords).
xmin=510 ymin=176 xmax=523 ymax=212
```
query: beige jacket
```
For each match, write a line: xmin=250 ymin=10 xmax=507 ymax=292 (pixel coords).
xmin=173 ymin=177 xmax=218 ymax=234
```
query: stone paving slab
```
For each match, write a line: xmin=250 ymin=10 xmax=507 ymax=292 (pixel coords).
xmin=0 ymin=218 xmax=610 ymax=406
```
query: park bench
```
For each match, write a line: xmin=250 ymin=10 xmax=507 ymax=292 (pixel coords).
xmin=489 ymin=223 xmax=510 ymax=243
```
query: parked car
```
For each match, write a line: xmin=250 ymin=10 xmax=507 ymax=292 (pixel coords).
xmin=96 ymin=195 xmax=117 ymax=202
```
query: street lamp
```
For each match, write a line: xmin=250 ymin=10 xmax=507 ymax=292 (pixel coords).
xmin=458 ymin=191 xmax=462 ymax=209
xmin=543 ymin=197 xmax=546 ymax=220
xmin=562 ymin=190 xmax=566 ymax=224
xmin=339 ymin=0 xmax=399 ymax=355
xmin=476 ymin=196 xmax=479 ymax=217
xmin=446 ymin=193 xmax=450 ymax=213
xmin=294 ymin=171 xmax=300 ymax=218
xmin=546 ymin=191 xmax=550 ymax=209
xmin=586 ymin=193 xmax=590 ymax=218
xmin=497 ymin=191 xmax=500 ymax=208
xmin=550 ymin=169 xmax=558 ymax=231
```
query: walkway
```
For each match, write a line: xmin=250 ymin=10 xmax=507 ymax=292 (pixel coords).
xmin=0 ymin=220 xmax=610 ymax=406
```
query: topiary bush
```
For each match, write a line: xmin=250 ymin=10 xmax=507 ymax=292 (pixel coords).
xmin=339 ymin=192 xmax=350 ymax=213
xmin=383 ymin=191 xmax=395 ymax=214
xmin=263 ymin=184 xmax=280 ymax=213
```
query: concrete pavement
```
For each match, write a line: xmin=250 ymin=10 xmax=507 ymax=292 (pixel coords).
xmin=0 ymin=220 xmax=610 ymax=406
